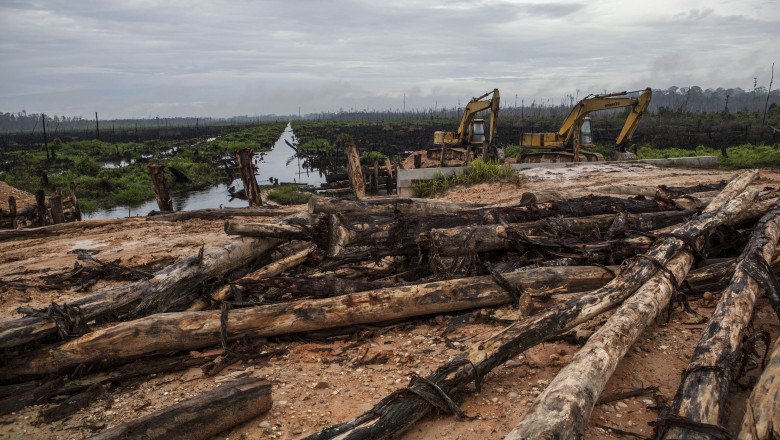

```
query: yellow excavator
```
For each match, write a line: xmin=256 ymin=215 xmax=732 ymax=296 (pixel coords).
xmin=519 ymin=88 xmax=652 ymax=162
xmin=432 ymin=88 xmax=500 ymax=162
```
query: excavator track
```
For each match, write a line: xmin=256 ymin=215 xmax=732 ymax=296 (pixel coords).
xmin=518 ymin=151 xmax=604 ymax=163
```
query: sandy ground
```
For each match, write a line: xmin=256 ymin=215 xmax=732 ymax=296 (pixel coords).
xmin=0 ymin=182 xmax=35 ymax=212
xmin=1 ymin=164 xmax=779 ymax=440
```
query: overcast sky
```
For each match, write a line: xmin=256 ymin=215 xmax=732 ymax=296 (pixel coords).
xmin=1 ymin=0 xmax=778 ymax=118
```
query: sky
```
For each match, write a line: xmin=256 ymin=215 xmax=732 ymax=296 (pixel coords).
xmin=1 ymin=0 xmax=778 ymax=118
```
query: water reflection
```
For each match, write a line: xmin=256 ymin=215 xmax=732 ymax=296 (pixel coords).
xmin=86 ymin=123 xmax=326 ymax=219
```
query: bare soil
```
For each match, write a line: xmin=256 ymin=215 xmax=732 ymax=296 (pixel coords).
xmin=1 ymin=165 xmax=778 ymax=440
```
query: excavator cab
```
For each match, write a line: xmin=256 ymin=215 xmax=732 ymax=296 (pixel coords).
xmin=579 ymin=117 xmax=593 ymax=146
xmin=469 ymin=119 xmax=487 ymax=144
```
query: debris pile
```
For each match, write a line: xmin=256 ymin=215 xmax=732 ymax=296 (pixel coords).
xmin=1 ymin=170 xmax=779 ymax=439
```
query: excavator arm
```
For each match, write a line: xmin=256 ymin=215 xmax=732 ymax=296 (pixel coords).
xmin=557 ymin=88 xmax=652 ymax=146
xmin=455 ymin=89 xmax=500 ymax=144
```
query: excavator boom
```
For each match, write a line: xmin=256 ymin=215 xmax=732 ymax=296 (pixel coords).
xmin=520 ymin=88 xmax=652 ymax=162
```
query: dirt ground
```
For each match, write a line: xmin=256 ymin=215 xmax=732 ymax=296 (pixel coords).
xmin=0 ymin=182 xmax=34 ymax=212
xmin=1 ymin=164 xmax=779 ymax=440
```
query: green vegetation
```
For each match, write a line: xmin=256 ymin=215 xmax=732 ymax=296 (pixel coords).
xmin=0 ymin=122 xmax=287 ymax=212
xmin=412 ymin=158 xmax=522 ymax=198
xmin=298 ymin=138 xmax=334 ymax=154
xmin=267 ymin=184 xmax=312 ymax=205
xmin=635 ymin=143 xmax=780 ymax=168
xmin=360 ymin=150 xmax=387 ymax=165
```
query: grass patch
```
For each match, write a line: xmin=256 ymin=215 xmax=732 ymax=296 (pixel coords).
xmin=267 ymin=184 xmax=312 ymax=205
xmin=412 ymin=158 xmax=521 ymax=198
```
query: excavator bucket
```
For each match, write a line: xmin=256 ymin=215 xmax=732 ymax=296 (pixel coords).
xmin=611 ymin=150 xmax=638 ymax=161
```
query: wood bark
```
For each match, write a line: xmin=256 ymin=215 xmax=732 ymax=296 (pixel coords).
xmin=0 ymin=218 xmax=143 ymax=241
xmin=35 ymin=189 xmax=47 ymax=226
xmin=146 ymin=207 xmax=295 ymax=222
xmin=0 ymin=265 xmax=616 ymax=380
xmin=236 ymin=148 xmax=262 ymax=206
xmin=737 ymin=339 xmax=780 ymax=440
xmin=49 ymin=194 xmax=64 ymax=224
xmin=662 ymin=201 xmax=780 ymax=440
xmin=344 ymin=141 xmax=365 ymax=199
xmin=86 ymin=377 xmax=271 ymax=440
xmin=69 ymin=182 xmax=82 ymax=221
xmin=302 ymin=170 xmax=757 ymax=440
xmin=224 ymin=220 xmax=309 ymax=240
xmin=0 ymin=212 xmax=306 ymax=349
xmin=429 ymin=210 xmax=695 ymax=256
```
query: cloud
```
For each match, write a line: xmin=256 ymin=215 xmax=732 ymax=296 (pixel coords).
xmin=0 ymin=0 xmax=777 ymax=117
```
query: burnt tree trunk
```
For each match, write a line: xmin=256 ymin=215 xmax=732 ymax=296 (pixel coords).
xmin=147 ymin=207 xmax=294 ymax=222
xmin=224 ymin=220 xmax=309 ymax=241
xmin=662 ymin=201 xmax=780 ymax=440
xmin=49 ymin=194 xmax=64 ymax=224
xmin=148 ymin=163 xmax=173 ymax=212
xmin=236 ymin=148 xmax=262 ymax=206
xmin=69 ymin=182 xmax=82 ymax=221
xmin=87 ymin=377 xmax=271 ymax=440
xmin=35 ymin=189 xmax=47 ymax=226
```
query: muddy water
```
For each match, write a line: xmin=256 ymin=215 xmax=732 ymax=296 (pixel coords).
xmin=85 ymin=123 xmax=326 ymax=220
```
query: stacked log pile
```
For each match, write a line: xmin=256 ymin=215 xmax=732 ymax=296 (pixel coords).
xmin=1 ymin=169 xmax=779 ymax=439
xmin=0 ymin=188 xmax=81 ymax=229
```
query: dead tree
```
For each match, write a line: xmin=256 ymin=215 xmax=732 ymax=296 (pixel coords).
xmin=343 ymin=138 xmax=365 ymax=199
xmin=236 ymin=148 xmax=262 ymax=206
xmin=87 ymin=377 xmax=271 ymax=440
xmin=147 ymin=207 xmax=293 ymax=222
xmin=49 ymin=194 xmax=64 ymax=224
xmin=148 ymin=163 xmax=173 ymax=212
xmin=660 ymin=201 xmax=780 ymax=440
xmin=8 ymin=196 xmax=16 ymax=229
xmin=35 ymin=189 xmax=47 ymax=226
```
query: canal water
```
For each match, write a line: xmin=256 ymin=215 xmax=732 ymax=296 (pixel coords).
xmin=85 ymin=123 xmax=326 ymax=220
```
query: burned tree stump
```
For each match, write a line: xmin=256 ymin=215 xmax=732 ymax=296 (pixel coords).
xmin=344 ymin=138 xmax=365 ymax=199
xmin=35 ymin=189 xmax=47 ymax=226
xmin=49 ymin=194 xmax=64 ymax=224
xmin=147 ymin=163 xmax=173 ymax=212
xmin=236 ymin=148 xmax=262 ymax=206
xmin=69 ymin=182 xmax=82 ymax=221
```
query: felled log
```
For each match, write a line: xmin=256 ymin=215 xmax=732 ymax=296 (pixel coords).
xmin=429 ymin=210 xmax=695 ymax=256
xmin=0 ymin=218 xmax=143 ymax=241
xmin=738 ymin=339 xmax=780 ymax=440
xmin=309 ymin=195 xmax=482 ymax=217
xmin=87 ymin=377 xmax=271 ymax=440
xmin=224 ymin=220 xmax=309 ymax=240
xmin=661 ymin=201 xmax=780 ymax=440
xmin=146 ymin=207 xmax=295 ymax=222
xmin=0 ymin=265 xmax=617 ymax=379
xmin=304 ymin=170 xmax=758 ymax=440
xmin=0 ymin=212 xmax=307 ymax=349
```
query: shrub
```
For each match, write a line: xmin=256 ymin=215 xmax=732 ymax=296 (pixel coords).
xmin=412 ymin=158 xmax=521 ymax=197
xmin=268 ymin=184 xmax=312 ymax=205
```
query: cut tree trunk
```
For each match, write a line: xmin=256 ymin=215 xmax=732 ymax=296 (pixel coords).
xmin=86 ymin=377 xmax=271 ymax=440
xmin=662 ymin=201 xmax=780 ymax=440
xmin=8 ymin=196 xmax=16 ymax=229
xmin=49 ymin=194 xmax=64 ymax=224
xmin=344 ymin=141 xmax=365 ymax=199
xmin=737 ymin=339 xmax=780 ymax=440
xmin=429 ymin=210 xmax=695 ymax=256
xmin=236 ymin=148 xmax=262 ymax=206
xmin=0 ymin=218 xmax=143 ymax=241
xmin=301 ymin=170 xmax=758 ymax=440
xmin=0 ymin=265 xmax=617 ymax=380
xmin=147 ymin=207 xmax=294 ymax=222
xmin=148 ymin=163 xmax=173 ymax=212
xmin=0 ymin=212 xmax=307 ymax=349
xmin=35 ymin=189 xmax=47 ymax=226
xmin=224 ymin=220 xmax=309 ymax=240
